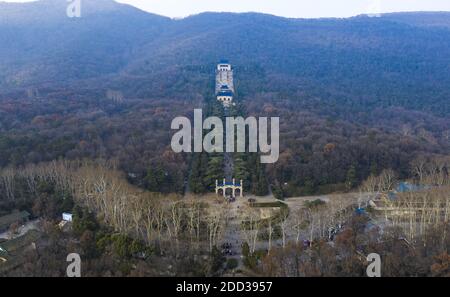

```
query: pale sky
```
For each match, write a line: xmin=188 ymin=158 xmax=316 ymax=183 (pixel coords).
xmin=4 ymin=0 xmax=450 ymax=19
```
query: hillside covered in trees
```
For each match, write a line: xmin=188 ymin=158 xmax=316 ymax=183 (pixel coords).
xmin=0 ymin=0 xmax=449 ymax=197
xmin=1 ymin=0 xmax=450 ymax=279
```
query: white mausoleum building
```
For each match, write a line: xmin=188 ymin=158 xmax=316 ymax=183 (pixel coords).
xmin=215 ymin=60 xmax=234 ymax=107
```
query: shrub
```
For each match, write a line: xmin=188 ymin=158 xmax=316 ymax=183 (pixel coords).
xmin=226 ymin=258 xmax=239 ymax=270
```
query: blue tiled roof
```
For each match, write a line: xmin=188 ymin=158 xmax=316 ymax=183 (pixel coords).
xmin=218 ymin=183 xmax=241 ymax=187
xmin=396 ymin=182 xmax=426 ymax=193
xmin=355 ymin=208 xmax=366 ymax=215
xmin=217 ymin=90 xmax=233 ymax=97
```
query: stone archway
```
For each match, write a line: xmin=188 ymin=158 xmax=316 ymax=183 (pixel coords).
xmin=215 ymin=179 xmax=244 ymax=198
xmin=234 ymin=188 xmax=242 ymax=197
xmin=224 ymin=187 xmax=233 ymax=198
xmin=217 ymin=188 xmax=224 ymax=197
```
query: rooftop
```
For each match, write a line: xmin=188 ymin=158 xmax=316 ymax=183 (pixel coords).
xmin=219 ymin=182 xmax=241 ymax=187
xmin=217 ymin=90 xmax=234 ymax=97
xmin=396 ymin=182 xmax=428 ymax=193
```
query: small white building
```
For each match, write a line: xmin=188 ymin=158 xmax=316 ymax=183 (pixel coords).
xmin=217 ymin=63 xmax=232 ymax=72
xmin=62 ymin=213 xmax=73 ymax=222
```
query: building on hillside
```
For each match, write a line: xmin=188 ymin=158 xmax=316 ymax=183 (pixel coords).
xmin=62 ymin=213 xmax=73 ymax=222
xmin=216 ymin=89 xmax=234 ymax=105
xmin=215 ymin=60 xmax=234 ymax=107
xmin=395 ymin=182 xmax=428 ymax=193
xmin=58 ymin=213 xmax=73 ymax=230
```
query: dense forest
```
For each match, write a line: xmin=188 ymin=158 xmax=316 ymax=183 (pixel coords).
xmin=0 ymin=0 xmax=449 ymax=197
xmin=0 ymin=0 xmax=450 ymax=278
xmin=1 ymin=157 xmax=449 ymax=277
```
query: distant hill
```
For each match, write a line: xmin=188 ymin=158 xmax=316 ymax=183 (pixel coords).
xmin=0 ymin=0 xmax=449 ymax=116
xmin=0 ymin=0 xmax=170 ymax=88
xmin=379 ymin=12 xmax=450 ymax=28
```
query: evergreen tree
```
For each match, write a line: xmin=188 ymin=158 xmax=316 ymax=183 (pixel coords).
xmin=145 ymin=163 xmax=166 ymax=192
xmin=189 ymin=153 xmax=207 ymax=193
xmin=346 ymin=165 xmax=357 ymax=191
xmin=203 ymin=155 xmax=224 ymax=191
xmin=233 ymin=155 xmax=250 ymax=189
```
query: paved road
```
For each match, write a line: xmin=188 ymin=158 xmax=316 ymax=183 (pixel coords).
xmin=221 ymin=199 xmax=246 ymax=269
xmin=0 ymin=219 xmax=40 ymax=240
xmin=224 ymin=152 xmax=234 ymax=181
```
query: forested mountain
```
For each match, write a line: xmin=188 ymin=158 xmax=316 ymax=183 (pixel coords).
xmin=0 ymin=0 xmax=449 ymax=197
xmin=0 ymin=0 xmax=449 ymax=116
xmin=2 ymin=1 xmax=450 ymax=278
xmin=0 ymin=0 xmax=170 ymax=88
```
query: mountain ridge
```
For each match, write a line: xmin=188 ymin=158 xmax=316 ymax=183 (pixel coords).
xmin=0 ymin=1 xmax=449 ymax=117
